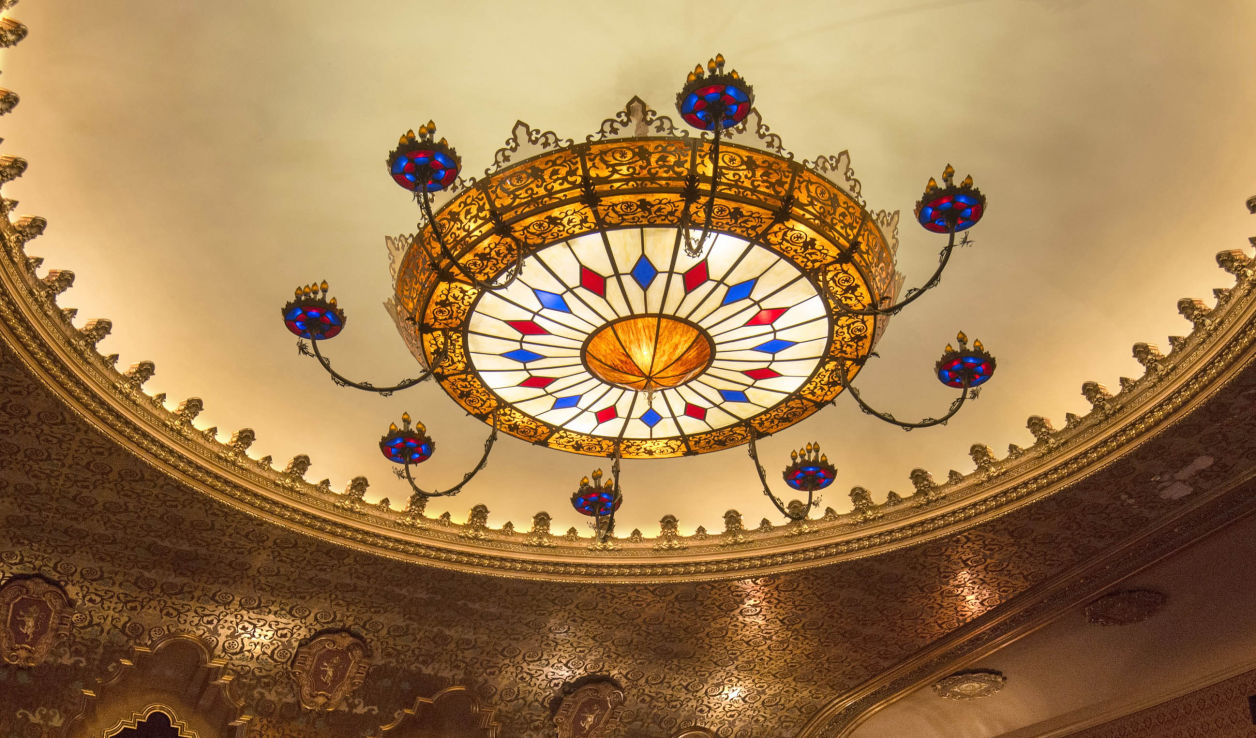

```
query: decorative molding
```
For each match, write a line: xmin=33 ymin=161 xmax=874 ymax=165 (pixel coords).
xmin=932 ymin=669 xmax=1006 ymax=700
xmin=1084 ymin=589 xmax=1167 ymax=626
xmin=65 ymin=633 xmax=251 ymax=738
xmin=373 ymin=686 xmax=499 ymax=737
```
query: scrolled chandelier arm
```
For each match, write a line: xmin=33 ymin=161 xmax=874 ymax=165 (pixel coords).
xmin=834 ymin=332 xmax=996 ymax=431
xmin=827 ymin=165 xmax=985 ymax=319
xmin=829 ymin=226 xmax=960 ymax=319
xmin=414 ymin=180 xmax=524 ymax=292
xmin=389 ymin=122 xmax=525 ymax=292
xmin=382 ymin=410 xmax=501 ymax=500
xmin=571 ymin=438 xmax=623 ymax=543
xmin=748 ymin=434 xmax=832 ymax=522
xmin=284 ymin=282 xmax=444 ymax=396
xmin=677 ymin=54 xmax=753 ymax=258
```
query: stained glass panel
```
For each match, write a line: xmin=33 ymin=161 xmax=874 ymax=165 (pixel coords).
xmin=467 ymin=226 xmax=829 ymax=442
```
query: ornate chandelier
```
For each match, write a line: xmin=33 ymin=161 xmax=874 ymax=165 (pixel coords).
xmin=281 ymin=56 xmax=996 ymax=539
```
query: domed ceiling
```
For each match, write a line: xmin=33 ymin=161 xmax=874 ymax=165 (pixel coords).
xmin=4 ymin=0 xmax=1255 ymax=543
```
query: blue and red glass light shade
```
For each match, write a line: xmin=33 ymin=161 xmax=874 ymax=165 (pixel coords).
xmin=676 ymin=54 xmax=754 ymax=131
xmin=379 ymin=412 xmax=435 ymax=465
xmin=915 ymin=164 xmax=986 ymax=233
xmin=935 ymin=331 xmax=997 ymax=388
xmin=386 ymin=121 xmax=461 ymax=193
xmin=571 ymin=469 xmax=622 ymax=517
xmin=282 ymin=281 xmax=346 ymax=339
xmin=782 ymin=443 xmax=837 ymax=492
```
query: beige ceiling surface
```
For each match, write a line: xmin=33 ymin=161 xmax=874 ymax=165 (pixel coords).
xmin=851 ymin=509 xmax=1256 ymax=738
xmin=5 ymin=0 xmax=1255 ymax=534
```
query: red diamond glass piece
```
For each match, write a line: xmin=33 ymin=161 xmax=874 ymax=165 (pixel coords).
xmin=683 ymin=261 xmax=708 ymax=293
xmin=746 ymin=307 xmax=788 ymax=326
xmin=684 ymin=403 xmax=707 ymax=420
xmin=519 ymin=376 xmax=556 ymax=389
xmin=743 ymin=367 xmax=782 ymax=380
xmin=507 ymin=320 xmax=548 ymax=335
xmin=580 ymin=266 xmax=606 ymax=297
xmin=595 ymin=406 xmax=618 ymax=424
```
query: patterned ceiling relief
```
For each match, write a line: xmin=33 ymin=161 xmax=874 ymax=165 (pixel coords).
xmin=1 ymin=329 xmax=1255 ymax=736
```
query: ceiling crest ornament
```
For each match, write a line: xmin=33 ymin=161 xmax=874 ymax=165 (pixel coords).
xmin=1 ymin=57 xmax=1255 ymax=582
xmin=0 ymin=574 xmax=73 ymax=667
xmin=552 ymin=676 xmax=625 ymax=738
xmin=289 ymin=629 xmax=371 ymax=711
xmin=932 ymin=669 xmax=1007 ymax=700
xmin=1084 ymin=589 xmax=1167 ymax=626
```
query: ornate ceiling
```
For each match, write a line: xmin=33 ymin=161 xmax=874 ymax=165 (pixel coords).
xmin=4 ymin=1 xmax=1254 ymax=538
xmin=2 ymin=2 xmax=1256 ymax=736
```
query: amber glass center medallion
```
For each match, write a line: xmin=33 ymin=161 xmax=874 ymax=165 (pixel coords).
xmin=583 ymin=316 xmax=714 ymax=393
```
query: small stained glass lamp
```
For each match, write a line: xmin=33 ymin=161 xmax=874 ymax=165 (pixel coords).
xmin=386 ymin=121 xmax=461 ymax=193
xmin=379 ymin=412 xmax=435 ymax=465
xmin=282 ymin=281 xmax=345 ymax=339
xmin=782 ymin=442 xmax=837 ymax=492
xmin=915 ymin=164 xmax=986 ymax=233
xmin=936 ymin=332 xmax=997 ymax=388
xmin=571 ymin=469 xmax=621 ymax=518
xmin=675 ymin=54 xmax=754 ymax=131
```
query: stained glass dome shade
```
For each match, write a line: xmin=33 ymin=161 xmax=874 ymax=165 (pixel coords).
xmin=572 ymin=487 xmax=622 ymax=517
xmin=388 ymin=146 xmax=460 ymax=192
xmin=677 ymin=80 xmax=753 ymax=130
xmin=379 ymin=429 xmax=434 ymax=464
xmin=784 ymin=464 xmax=836 ymax=491
xmin=936 ymin=353 xmax=996 ymax=388
xmin=916 ymin=190 xmax=985 ymax=233
xmin=283 ymin=300 xmax=345 ymax=340
xmin=392 ymin=131 xmax=900 ymax=458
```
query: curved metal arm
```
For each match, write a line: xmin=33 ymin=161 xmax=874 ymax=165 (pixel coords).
xmin=682 ymin=113 xmax=724 ymax=258
xmin=834 ymin=358 xmax=975 ymax=430
xmin=417 ymin=186 xmax=523 ymax=292
xmin=748 ymin=434 xmax=818 ymax=522
xmin=297 ymin=337 xmax=445 ymax=397
xmin=396 ymin=410 xmax=500 ymax=499
xmin=830 ymin=227 xmax=964 ymax=319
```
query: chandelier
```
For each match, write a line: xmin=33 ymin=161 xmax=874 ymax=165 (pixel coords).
xmin=281 ymin=56 xmax=996 ymax=539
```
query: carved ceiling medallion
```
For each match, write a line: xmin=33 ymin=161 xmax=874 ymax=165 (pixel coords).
xmin=1084 ymin=588 xmax=1167 ymax=626
xmin=553 ymin=677 xmax=625 ymax=738
xmin=932 ymin=669 xmax=1007 ymax=700
xmin=0 ymin=575 xmax=72 ymax=667
xmin=289 ymin=630 xmax=371 ymax=711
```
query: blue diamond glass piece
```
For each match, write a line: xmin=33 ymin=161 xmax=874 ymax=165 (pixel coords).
xmin=552 ymin=395 xmax=581 ymax=410
xmin=722 ymin=279 xmax=756 ymax=305
xmin=753 ymin=339 xmax=795 ymax=354
xmin=719 ymin=389 xmax=750 ymax=403
xmin=640 ymin=408 xmax=662 ymax=428
xmin=503 ymin=348 xmax=544 ymax=363
xmin=533 ymin=289 xmax=571 ymax=313
xmin=631 ymin=255 xmax=658 ymax=289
